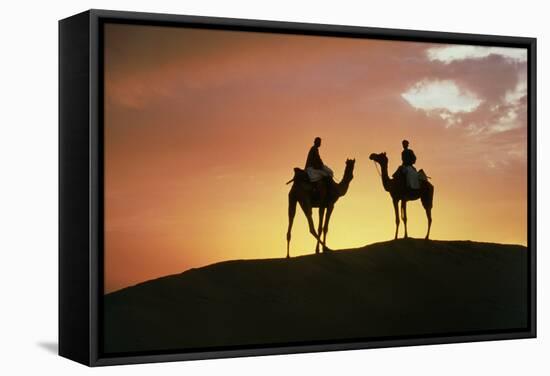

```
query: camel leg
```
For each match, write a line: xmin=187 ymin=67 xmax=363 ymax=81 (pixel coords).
xmin=393 ymin=198 xmax=400 ymax=240
xmin=425 ymin=208 xmax=432 ymax=240
xmin=421 ymin=183 xmax=434 ymax=240
xmin=322 ymin=204 xmax=334 ymax=252
xmin=299 ymin=200 xmax=326 ymax=249
xmin=315 ymin=207 xmax=326 ymax=254
xmin=401 ymin=200 xmax=408 ymax=239
xmin=286 ymin=196 xmax=297 ymax=258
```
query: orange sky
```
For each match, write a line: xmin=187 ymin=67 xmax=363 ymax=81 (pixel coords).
xmin=103 ymin=23 xmax=528 ymax=293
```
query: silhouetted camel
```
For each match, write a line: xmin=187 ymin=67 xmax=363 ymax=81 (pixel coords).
xmin=369 ymin=152 xmax=433 ymax=240
xmin=286 ymin=159 xmax=355 ymax=258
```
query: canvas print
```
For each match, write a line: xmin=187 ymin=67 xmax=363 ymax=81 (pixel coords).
xmin=102 ymin=23 xmax=529 ymax=355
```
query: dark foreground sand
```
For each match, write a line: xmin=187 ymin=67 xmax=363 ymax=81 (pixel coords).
xmin=104 ymin=238 xmax=528 ymax=354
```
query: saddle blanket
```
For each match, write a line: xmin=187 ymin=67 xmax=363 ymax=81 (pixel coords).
xmin=404 ymin=166 xmax=429 ymax=189
xmin=306 ymin=165 xmax=334 ymax=182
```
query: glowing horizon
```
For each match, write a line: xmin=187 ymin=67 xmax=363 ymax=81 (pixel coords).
xmin=104 ymin=24 xmax=528 ymax=293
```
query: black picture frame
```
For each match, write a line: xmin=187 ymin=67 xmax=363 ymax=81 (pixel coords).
xmin=59 ymin=9 xmax=537 ymax=367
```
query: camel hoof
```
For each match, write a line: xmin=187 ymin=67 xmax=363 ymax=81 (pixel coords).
xmin=322 ymin=247 xmax=333 ymax=253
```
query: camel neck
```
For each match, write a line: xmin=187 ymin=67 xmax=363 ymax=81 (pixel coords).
xmin=337 ymin=169 xmax=353 ymax=197
xmin=380 ymin=162 xmax=391 ymax=192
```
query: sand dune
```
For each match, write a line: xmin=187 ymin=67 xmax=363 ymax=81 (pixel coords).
xmin=103 ymin=238 xmax=528 ymax=354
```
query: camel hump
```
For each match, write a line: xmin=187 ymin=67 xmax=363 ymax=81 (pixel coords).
xmin=293 ymin=167 xmax=309 ymax=183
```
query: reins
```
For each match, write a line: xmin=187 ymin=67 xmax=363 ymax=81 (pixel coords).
xmin=373 ymin=161 xmax=382 ymax=177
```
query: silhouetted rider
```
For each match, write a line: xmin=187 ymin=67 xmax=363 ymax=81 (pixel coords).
xmin=401 ymin=140 xmax=416 ymax=167
xmin=394 ymin=139 xmax=419 ymax=189
xmin=305 ymin=137 xmax=334 ymax=183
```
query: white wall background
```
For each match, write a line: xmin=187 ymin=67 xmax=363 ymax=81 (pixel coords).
xmin=0 ymin=0 xmax=547 ymax=374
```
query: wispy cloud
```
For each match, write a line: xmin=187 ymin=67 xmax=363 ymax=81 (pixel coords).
xmin=427 ymin=45 xmax=527 ymax=64
xmin=466 ymin=72 xmax=527 ymax=137
xmin=401 ymin=66 xmax=527 ymax=169
xmin=401 ymin=79 xmax=482 ymax=126
xmin=504 ymin=72 xmax=527 ymax=105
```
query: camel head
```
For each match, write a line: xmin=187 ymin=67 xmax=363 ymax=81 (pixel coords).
xmin=337 ymin=158 xmax=355 ymax=195
xmin=344 ymin=158 xmax=356 ymax=177
xmin=369 ymin=152 xmax=388 ymax=167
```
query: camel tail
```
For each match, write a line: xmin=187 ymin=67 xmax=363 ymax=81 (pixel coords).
xmin=286 ymin=178 xmax=294 ymax=185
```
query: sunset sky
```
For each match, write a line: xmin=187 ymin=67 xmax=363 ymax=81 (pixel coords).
xmin=103 ymin=23 xmax=528 ymax=293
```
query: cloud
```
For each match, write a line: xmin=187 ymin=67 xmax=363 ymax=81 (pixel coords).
xmin=401 ymin=72 xmax=527 ymax=170
xmin=466 ymin=105 xmax=524 ymax=136
xmin=466 ymin=72 xmax=527 ymax=137
xmin=401 ymin=79 xmax=482 ymax=116
xmin=504 ymin=72 xmax=527 ymax=105
xmin=427 ymin=45 xmax=527 ymax=64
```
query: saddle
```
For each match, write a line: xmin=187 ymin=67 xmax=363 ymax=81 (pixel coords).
xmin=290 ymin=167 xmax=334 ymax=203
xmin=418 ymin=169 xmax=428 ymax=181
xmin=393 ymin=166 xmax=429 ymax=191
